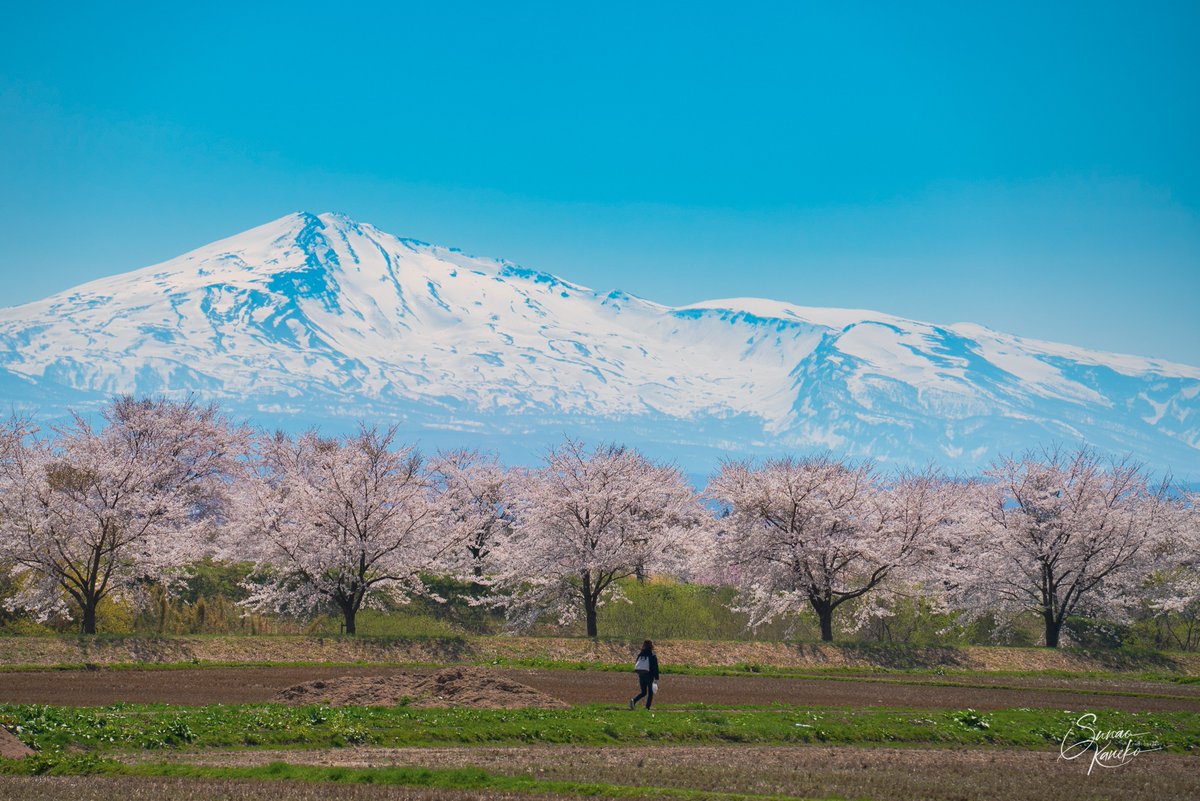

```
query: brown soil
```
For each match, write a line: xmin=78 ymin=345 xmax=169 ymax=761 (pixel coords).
xmin=0 ymin=727 xmax=33 ymax=759
xmin=274 ymin=667 xmax=568 ymax=709
xmin=512 ymin=668 xmax=1200 ymax=712
xmin=0 ymin=666 xmax=1197 ymax=712
xmin=0 ymin=776 xmax=609 ymax=801
xmin=797 ymin=670 xmax=1200 ymax=697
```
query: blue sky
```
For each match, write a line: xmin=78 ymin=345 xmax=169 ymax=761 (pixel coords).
xmin=1 ymin=1 xmax=1197 ymax=363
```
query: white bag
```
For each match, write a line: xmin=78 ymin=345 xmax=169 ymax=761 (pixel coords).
xmin=652 ymin=680 xmax=659 ymax=694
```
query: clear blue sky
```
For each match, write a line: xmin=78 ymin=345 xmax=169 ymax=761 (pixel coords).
xmin=2 ymin=1 xmax=1197 ymax=363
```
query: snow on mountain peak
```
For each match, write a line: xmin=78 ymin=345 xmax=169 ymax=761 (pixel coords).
xmin=1 ymin=213 xmax=1197 ymax=475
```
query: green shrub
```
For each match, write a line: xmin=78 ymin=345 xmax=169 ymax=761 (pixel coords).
xmin=1063 ymin=616 xmax=1128 ymax=649
xmin=304 ymin=608 xmax=461 ymax=638
xmin=593 ymin=578 xmax=808 ymax=641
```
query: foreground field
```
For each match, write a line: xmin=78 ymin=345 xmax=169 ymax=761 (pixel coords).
xmin=2 ymin=740 xmax=1198 ymax=801
xmin=140 ymin=744 xmax=1200 ymax=801
xmin=2 ymin=638 xmax=1197 ymax=800
xmin=1 ymin=665 xmax=1198 ymax=712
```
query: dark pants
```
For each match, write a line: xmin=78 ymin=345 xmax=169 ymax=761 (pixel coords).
xmin=632 ymin=670 xmax=654 ymax=709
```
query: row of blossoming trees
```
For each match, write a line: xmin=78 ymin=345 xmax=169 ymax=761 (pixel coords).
xmin=0 ymin=396 xmax=1196 ymax=646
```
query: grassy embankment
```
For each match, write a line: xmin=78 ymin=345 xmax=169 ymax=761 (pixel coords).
xmin=2 ymin=634 xmax=1198 ymax=677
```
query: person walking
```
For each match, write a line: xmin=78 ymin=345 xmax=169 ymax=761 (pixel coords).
xmin=629 ymin=639 xmax=659 ymax=710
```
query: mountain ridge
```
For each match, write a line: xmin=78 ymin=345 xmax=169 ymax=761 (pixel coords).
xmin=1 ymin=211 xmax=1197 ymax=476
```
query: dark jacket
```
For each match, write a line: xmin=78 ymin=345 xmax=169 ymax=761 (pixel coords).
xmin=635 ymin=650 xmax=660 ymax=680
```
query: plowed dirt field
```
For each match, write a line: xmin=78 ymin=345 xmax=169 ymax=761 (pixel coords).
xmin=1 ymin=666 xmax=1196 ymax=711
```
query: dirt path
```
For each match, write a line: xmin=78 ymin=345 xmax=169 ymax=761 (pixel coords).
xmin=512 ymin=668 xmax=1200 ymax=712
xmin=790 ymin=670 xmax=1200 ymax=697
xmin=129 ymin=744 xmax=1200 ymax=801
xmin=0 ymin=728 xmax=33 ymax=759
xmin=0 ymin=666 xmax=1197 ymax=711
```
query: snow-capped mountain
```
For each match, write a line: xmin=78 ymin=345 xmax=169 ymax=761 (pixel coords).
xmin=1 ymin=212 xmax=1197 ymax=476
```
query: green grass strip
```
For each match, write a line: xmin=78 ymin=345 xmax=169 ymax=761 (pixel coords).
xmin=0 ymin=755 xmax=833 ymax=801
xmin=2 ymin=702 xmax=1197 ymax=754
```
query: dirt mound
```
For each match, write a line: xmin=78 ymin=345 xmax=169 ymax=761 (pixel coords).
xmin=275 ymin=667 xmax=569 ymax=709
xmin=0 ymin=726 xmax=34 ymax=759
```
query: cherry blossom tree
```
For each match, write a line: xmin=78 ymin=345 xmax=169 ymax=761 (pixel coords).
xmin=706 ymin=455 xmax=956 ymax=641
xmin=953 ymin=446 xmax=1172 ymax=648
xmin=236 ymin=425 xmax=448 ymax=635
xmin=1118 ymin=489 xmax=1199 ymax=649
xmin=1139 ymin=562 xmax=1200 ymax=650
xmin=488 ymin=438 xmax=703 ymax=637
xmin=429 ymin=449 xmax=511 ymax=580
xmin=0 ymin=397 xmax=245 ymax=634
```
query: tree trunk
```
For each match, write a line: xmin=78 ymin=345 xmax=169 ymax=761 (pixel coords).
xmin=1043 ymin=609 xmax=1061 ymax=648
xmin=583 ymin=599 xmax=597 ymax=637
xmin=337 ymin=599 xmax=358 ymax=636
xmin=81 ymin=598 xmax=98 ymax=636
xmin=581 ymin=570 xmax=599 ymax=638
xmin=469 ymin=543 xmax=485 ymax=579
xmin=818 ymin=608 xmax=834 ymax=642
xmin=811 ymin=598 xmax=834 ymax=642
